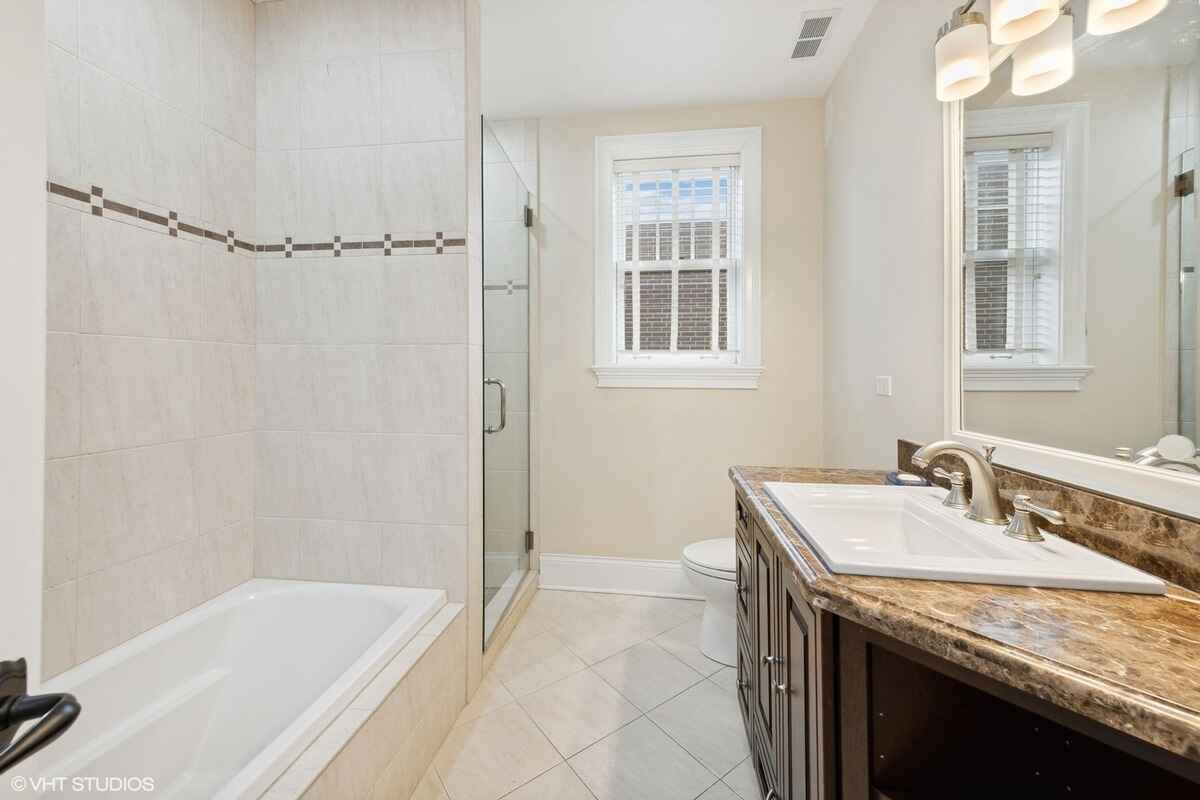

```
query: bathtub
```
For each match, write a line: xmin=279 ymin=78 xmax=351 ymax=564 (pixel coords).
xmin=14 ymin=579 xmax=445 ymax=799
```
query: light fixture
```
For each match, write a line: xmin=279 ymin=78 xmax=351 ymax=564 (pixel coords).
xmin=1087 ymin=0 xmax=1168 ymax=36
xmin=1012 ymin=11 xmax=1074 ymax=95
xmin=935 ymin=6 xmax=991 ymax=102
xmin=990 ymin=0 xmax=1059 ymax=45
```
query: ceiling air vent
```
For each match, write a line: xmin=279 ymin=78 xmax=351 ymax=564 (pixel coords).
xmin=792 ymin=10 xmax=839 ymax=59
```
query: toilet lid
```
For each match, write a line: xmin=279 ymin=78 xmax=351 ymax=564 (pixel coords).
xmin=683 ymin=538 xmax=736 ymax=574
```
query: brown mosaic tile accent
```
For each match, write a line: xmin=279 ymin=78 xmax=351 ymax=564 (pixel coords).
xmin=897 ymin=439 xmax=1200 ymax=594
xmin=46 ymin=181 xmax=466 ymax=260
xmin=730 ymin=464 xmax=1200 ymax=763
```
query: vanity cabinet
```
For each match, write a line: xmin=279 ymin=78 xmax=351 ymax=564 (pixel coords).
xmin=734 ymin=486 xmax=1200 ymax=799
xmin=735 ymin=492 xmax=829 ymax=800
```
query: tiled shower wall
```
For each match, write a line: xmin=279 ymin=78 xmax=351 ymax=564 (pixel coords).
xmin=42 ymin=0 xmax=257 ymax=677
xmin=252 ymin=0 xmax=471 ymax=601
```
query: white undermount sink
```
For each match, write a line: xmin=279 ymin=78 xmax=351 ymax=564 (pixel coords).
xmin=763 ymin=483 xmax=1166 ymax=595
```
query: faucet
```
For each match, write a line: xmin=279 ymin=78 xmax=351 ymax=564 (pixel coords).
xmin=910 ymin=440 xmax=1008 ymax=525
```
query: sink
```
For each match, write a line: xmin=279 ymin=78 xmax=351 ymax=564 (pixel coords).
xmin=762 ymin=483 xmax=1167 ymax=595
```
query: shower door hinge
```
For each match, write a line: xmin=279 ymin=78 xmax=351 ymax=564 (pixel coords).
xmin=523 ymin=206 xmax=534 ymax=228
xmin=525 ymin=530 xmax=535 ymax=552
xmin=1176 ymin=170 xmax=1195 ymax=197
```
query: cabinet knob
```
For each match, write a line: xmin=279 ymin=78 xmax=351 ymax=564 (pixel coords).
xmin=774 ymin=683 xmax=788 ymax=694
xmin=761 ymin=655 xmax=783 ymax=665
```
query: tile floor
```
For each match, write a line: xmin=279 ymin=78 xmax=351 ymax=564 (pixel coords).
xmin=412 ymin=590 xmax=763 ymax=800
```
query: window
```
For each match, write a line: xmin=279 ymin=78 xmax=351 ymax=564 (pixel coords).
xmin=962 ymin=105 xmax=1092 ymax=392
xmin=593 ymin=128 xmax=762 ymax=389
xmin=964 ymin=134 xmax=1060 ymax=362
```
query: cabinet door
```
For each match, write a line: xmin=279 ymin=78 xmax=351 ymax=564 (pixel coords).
xmin=779 ymin=577 xmax=817 ymax=800
xmin=753 ymin=522 xmax=777 ymax=748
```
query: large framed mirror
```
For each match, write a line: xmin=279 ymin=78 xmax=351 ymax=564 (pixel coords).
xmin=945 ymin=2 xmax=1200 ymax=517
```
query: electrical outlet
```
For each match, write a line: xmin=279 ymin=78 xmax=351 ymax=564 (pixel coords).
xmin=875 ymin=376 xmax=893 ymax=397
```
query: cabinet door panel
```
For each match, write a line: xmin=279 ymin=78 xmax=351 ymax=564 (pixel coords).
xmin=781 ymin=582 xmax=813 ymax=799
xmin=753 ymin=524 xmax=776 ymax=743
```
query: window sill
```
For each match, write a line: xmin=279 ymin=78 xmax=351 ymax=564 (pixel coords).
xmin=591 ymin=364 xmax=763 ymax=389
xmin=963 ymin=364 xmax=1094 ymax=392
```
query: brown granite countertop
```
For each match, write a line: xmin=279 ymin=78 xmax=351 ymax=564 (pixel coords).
xmin=730 ymin=465 xmax=1200 ymax=763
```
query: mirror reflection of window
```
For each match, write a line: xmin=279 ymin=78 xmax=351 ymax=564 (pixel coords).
xmin=959 ymin=4 xmax=1200 ymax=470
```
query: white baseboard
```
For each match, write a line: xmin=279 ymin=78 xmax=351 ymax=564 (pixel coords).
xmin=538 ymin=553 xmax=703 ymax=600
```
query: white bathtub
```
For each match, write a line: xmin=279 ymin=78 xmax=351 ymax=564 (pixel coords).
xmin=14 ymin=580 xmax=445 ymax=799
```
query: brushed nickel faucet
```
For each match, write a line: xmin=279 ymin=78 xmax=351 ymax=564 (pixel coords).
xmin=911 ymin=440 xmax=1008 ymax=525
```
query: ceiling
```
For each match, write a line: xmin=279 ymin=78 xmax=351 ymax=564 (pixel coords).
xmin=480 ymin=0 xmax=878 ymax=118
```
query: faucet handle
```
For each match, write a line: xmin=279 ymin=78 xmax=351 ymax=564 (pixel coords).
xmin=932 ymin=467 xmax=964 ymax=486
xmin=981 ymin=444 xmax=996 ymax=464
xmin=933 ymin=467 xmax=970 ymax=510
xmin=1004 ymin=495 xmax=1065 ymax=542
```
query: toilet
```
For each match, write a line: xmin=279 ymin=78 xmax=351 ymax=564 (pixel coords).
xmin=681 ymin=537 xmax=738 ymax=667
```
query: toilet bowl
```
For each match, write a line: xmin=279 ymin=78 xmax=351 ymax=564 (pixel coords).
xmin=681 ymin=537 xmax=738 ymax=667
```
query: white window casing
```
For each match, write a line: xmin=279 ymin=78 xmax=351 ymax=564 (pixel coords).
xmin=592 ymin=127 xmax=763 ymax=389
xmin=963 ymin=103 xmax=1092 ymax=392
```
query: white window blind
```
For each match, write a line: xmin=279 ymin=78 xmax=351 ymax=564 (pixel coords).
xmin=963 ymin=133 xmax=1062 ymax=363
xmin=612 ymin=159 xmax=743 ymax=358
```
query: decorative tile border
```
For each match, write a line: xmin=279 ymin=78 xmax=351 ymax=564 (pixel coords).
xmin=47 ymin=180 xmax=465 ymax=259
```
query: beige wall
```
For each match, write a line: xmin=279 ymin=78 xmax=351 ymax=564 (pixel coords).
xmin=822 ymin=0 xmax=954 ymax=469
xmin=536 ymin=99 xmax=824 ymax=561
xmin=963 ymin=67 xmax=1169 ymax=457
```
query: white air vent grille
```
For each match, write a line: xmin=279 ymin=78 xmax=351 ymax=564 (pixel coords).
xmin=792 ymin=9 xmax=839 ymax=59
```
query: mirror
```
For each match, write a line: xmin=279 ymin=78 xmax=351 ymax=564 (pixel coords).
xmin=959 ymin=3 xmax=1200 ymax=476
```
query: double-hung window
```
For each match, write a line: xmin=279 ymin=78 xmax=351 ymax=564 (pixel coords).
xmin=593 ymin=128 xmax=762 ymax=389
xmin=964 ymin=134 xmax=1060 ymax=362
xmin=962 ymin=104 xmax=1091 ymax=392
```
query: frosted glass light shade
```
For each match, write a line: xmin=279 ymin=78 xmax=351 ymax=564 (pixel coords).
xmin=990 ymin=0 xmax=1059 ymax=45
xmin=1087 ymin=0 xmax=1168 ymax=36
xmin=1012 ymin=13 xmax=1075 ymax=96
xmin=935 ymin=17 xmax=991 ymax=102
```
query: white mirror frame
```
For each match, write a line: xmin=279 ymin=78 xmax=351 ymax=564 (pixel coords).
xmin=943 ymin=101 xmax=1200 ymax=519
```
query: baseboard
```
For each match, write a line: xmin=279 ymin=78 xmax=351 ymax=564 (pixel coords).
xmin=538 ymin=553 xmax=703 ymax=600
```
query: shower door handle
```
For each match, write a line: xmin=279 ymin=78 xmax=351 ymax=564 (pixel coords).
xmin=484 ymin=378 xmax=507 ymax=434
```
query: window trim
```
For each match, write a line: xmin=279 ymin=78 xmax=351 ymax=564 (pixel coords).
xmin=963 ymin=103 xmax=1091 ymax=392
xmin=592 ymin=127 xmax=763 ymax=389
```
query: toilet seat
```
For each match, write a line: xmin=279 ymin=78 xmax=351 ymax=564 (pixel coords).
xmin=682 ymin=538 xmax=736 ymax=581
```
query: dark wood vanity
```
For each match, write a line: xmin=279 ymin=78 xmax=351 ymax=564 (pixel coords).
xmin=732 ymin=476 xmax=1200 ymax=800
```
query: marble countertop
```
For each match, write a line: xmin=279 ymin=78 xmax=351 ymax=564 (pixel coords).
xmin=730 ymin=465 xmax=1200 ymax=763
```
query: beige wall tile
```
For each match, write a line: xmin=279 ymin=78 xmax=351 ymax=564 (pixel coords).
xmin=42 ymin=582 xmax=78 ymax=679
xmin=46 ymin=333 xmax=81 ymax=458
xmin=44 ymin=457 xmax=80 ymax=588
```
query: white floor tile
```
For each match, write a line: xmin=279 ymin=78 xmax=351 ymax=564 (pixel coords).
xmin=434 ymin=703 xmax=561 ymax=800
xmin=411 ymin=765 xmax=450 ymax=800
xmin=722 ymin=758 xmax=762 ymax=800
xmin=569 ymin=717 xmax=717 ymax=800
xmin=502 ymin=762 xmax=596 ymax=800
xmin=518 ymin=669 xmax=641 ymax=757
xmin=456 ymin=674 xmax=515 ymax=727
xmin=697 ymin=783 xmax=740 ymax=800
xmin=490 ymin=629 xmax=588 ymax=697
xmin=593 ymin=640 xmax=705 ymax=711
xmin=653 ymin=618 xmax=725 ymax=677
xmin=648 ymin=680 xmax=751 ymax=777
xmin=708 ymin=667 xmax=739 ymax=696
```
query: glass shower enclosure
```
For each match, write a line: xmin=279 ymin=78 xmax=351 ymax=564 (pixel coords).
xmin=482 ymin=120 xmax=532 ymax=642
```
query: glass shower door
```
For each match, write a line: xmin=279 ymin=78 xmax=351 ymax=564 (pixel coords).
xmin=482 ymin=120 xmax=531 ymax=643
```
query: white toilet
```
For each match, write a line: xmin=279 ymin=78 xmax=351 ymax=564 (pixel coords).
xmin=681 ymin=537 xmax=738 ymax=667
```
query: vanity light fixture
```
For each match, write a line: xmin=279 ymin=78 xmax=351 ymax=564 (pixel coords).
xmin=1011 ymin=11 xmax=1075 ymax=95
xmin=935 ymin=3 xmax=991 ymax=102
xmin=990 ymin=0 xmax=1059 ymax=45
xmin=1086 ymin=0 xmax=1168 ymax=36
